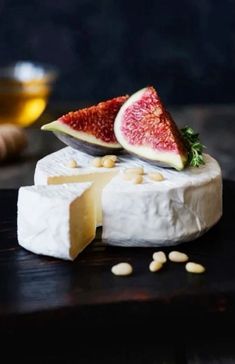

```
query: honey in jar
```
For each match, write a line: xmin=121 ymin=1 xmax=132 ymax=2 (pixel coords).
xmin=0 ymin=62 xmax=57 ymax=127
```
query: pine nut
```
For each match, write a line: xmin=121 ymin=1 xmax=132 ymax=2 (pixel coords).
xmin=67 ymin=159 xmax=78 ymax=168
xmin=111 ymin=262 xmax=133 ymax=276
xmin=153 ymin=251 xmax=167 ymax=263
xmin=133 ymin=175 xmax=143 ymax=184
xmin=91 ymin=157 xmax=102 ymax=167
xmin=103 ymin=158 xmax=115 ymax=168
xmin=123 ymin=173 xmax=136 ymax=181
xmin=169 ymin=251 xmax=189 ymax=263
xmin=101 ymin=155 xmax=117 ymax=163
xmin=148 ymin=172 xmax=164 ymax=182
xmin=185 ymin=262 xmax=205 ymax=274
xmin=125 ymin=167 xmax=144 ymax=175
xmin=149 ymin=261 xmax=163 ymax=272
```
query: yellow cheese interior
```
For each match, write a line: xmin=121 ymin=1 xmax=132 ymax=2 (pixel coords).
xmin=69 ymin=186 xmax=96 ymax=259
xmin=48 ymin=171 xmax=117 ymax=226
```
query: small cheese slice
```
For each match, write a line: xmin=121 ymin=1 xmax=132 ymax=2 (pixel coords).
xmin=17 ymin=182 xmax=96 ymax=260
xmin=102 ymin=154 xmax=222 ymax=246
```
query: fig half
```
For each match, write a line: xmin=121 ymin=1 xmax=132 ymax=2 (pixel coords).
xmin=114 ymin=86 xmax=188 ymax=170
xmin=42 ymin=95 xmax=128 ymax=156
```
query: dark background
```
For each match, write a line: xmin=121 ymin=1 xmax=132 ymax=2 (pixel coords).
xmin=0 ymin=0 xmax=234 ymax=105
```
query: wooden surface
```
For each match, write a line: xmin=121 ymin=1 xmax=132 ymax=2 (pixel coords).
xmin=1 ymin=181 xmax=235 ymax=363
xmin=0 ymin=103 xmax=235 ymax=188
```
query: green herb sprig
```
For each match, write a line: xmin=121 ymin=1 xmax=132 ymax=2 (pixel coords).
xmin=181 ymin=126 xmax=205 ymax=167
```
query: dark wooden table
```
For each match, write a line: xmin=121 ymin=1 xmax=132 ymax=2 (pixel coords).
xmin=1 ymin=180 xmax=235 ymax=363
xmin=1 ymin=103 xmax=235 ymax=363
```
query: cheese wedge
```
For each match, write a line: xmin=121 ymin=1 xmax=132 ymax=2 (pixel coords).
xmin=17 ymin=182 xmax=96 ymax=260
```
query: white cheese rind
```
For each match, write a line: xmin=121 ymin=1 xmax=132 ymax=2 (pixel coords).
xmin=35 ymin=147 xmax=127 ymax=184
xmin=102 ymin=154 xmax=222 ymax=246
xmin=34 ymin=146 xmax=155 ymax=184
xmin=34 ymin=147 xmax=222 ymax=247
xmin=17 ymin=182 xmax=95 ymax=260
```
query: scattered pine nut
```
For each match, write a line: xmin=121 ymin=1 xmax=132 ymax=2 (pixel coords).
xmin=185 ymin=262 xmax=205 ymax=274
xmin=123 ymin=167 xmax=144 ymax=181
xmin=148 ymin=172 xmax=164 ymax=182
xmin=133 ymin=175 xmax=143 ymax=184
xmin=153 ymin=251 xmax=167 ymax=264
xmin=102 ymin=155 xmax=117 ymax=163
xmin=103 ymin=158 xmax=115 ymax=168
xmin=111 ymin=262 xmax=133 ymax=276
xmin=125 ymin=167 xmax=144 ymax=175
xmin=67 ymin=159 xmax=78 ymax=168
xmin=149 ymin=261 xmax=163 ymax=272
xmin=91 ymin=157 xmax=102 ymax=168
xmin=109 ymin=155 xmax=117 ymax=162
xmin=169 ymin=251 xmax=189 ymax=263
xmin=123 ymin=173 xmax=136 ymax=181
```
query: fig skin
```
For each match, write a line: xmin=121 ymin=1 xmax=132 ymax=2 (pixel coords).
xmin=54 ymin=131 xmax=123 ymax=156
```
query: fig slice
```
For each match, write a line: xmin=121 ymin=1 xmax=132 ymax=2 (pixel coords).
xmin=114 ymin=86 xmax=188 ymax=170
xmin=41 ymin=95 xmax=128 ymax=156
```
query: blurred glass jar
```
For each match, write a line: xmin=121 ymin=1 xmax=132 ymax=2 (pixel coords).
xmin=0 ymin=61 xmax=58 ymax=127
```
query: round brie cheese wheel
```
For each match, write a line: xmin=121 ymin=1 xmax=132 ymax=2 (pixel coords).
xmin=34 ymin=147 xmax=222 ymax=247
